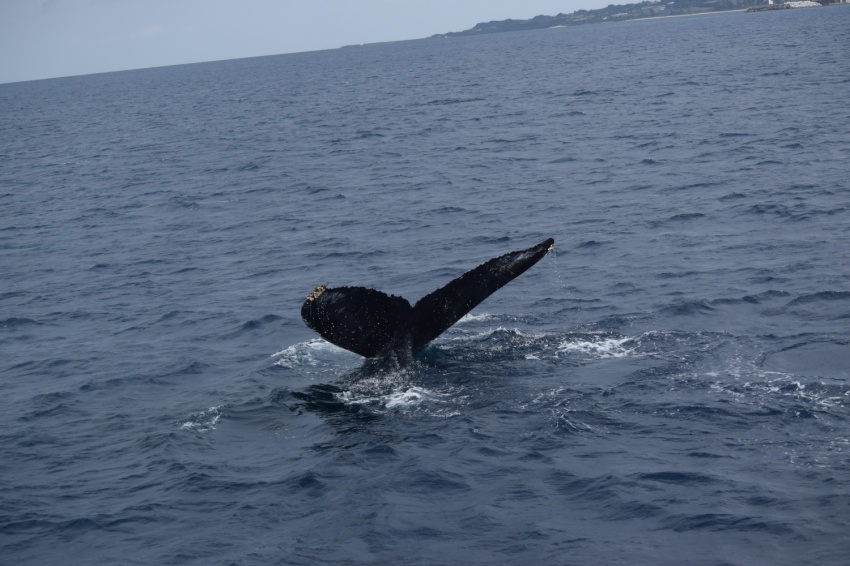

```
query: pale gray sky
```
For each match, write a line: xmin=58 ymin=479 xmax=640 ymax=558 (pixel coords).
xmin=0 ymin=0 xmax=612 ymax=84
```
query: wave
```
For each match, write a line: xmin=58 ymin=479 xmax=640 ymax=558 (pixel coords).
xmin=179 ymin=406 xmax=222 ymax=432
xmin=0 ymin=317 xmax=44 ymax=328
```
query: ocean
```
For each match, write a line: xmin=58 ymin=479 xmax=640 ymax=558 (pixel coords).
xmin=2 ymin=7 xmax=849 ymax=565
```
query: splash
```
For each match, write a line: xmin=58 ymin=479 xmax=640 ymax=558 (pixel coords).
xmin=556 ymin=335 xmax=637 ymax=359
xmin=272 ymin=338 xmax=358 ymax=368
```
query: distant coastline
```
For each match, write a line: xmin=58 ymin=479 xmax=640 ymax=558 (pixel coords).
xmin=431 ymin=0 xmax=841 ymax=38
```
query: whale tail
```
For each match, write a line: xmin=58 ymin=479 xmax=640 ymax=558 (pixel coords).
xmin=301 ymin=238 xmax=554 ymax=360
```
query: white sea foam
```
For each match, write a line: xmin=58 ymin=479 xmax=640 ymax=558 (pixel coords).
xmin=448 ymin=326 xmax=542 ymax=342
xmin=337 ymin=384 xmax=461 ymax=417
xmin=556 ymin=335 xmax=636 ymax=359
xmin=457 ymin=312 xmax=496 ymax=324
xmin=710 ymin=361 xmax=850 ymax=410
xmin=272 ymin=339 xmax=354 ymax=368
xmin=180 ymin=406 xmax=221 ymax=432
xmin=384 ymin=386 xmax=443 ymax=408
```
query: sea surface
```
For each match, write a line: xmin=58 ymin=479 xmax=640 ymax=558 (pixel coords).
xmin=2 ymin=7 xmax=849 ymax=565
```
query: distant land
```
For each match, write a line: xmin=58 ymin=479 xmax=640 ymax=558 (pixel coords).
xmin=431 ymin=0 xmax=834 ymax=37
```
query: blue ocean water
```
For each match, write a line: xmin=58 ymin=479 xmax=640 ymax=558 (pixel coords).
xmin=2 ymin=7 xmax=849 ymax=564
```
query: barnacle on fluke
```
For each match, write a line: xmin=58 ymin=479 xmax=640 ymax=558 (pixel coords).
xmin=306 ymin=284 xmax=327 ymax=302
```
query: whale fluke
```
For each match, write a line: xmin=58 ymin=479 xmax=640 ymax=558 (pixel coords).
xmin=301 ymin=238 xmax=554 ymax=361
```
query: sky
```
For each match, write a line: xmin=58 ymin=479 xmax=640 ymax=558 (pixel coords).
xmin=0 ymin=0 xmax=613 ymax=85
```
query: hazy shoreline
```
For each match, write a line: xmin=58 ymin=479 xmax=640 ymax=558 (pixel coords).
xmin=432 ymin=0 xmax=837 ymax=38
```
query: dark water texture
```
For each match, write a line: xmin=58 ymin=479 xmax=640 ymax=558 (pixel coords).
xmin=2 ymin=8 xmax=850 ymax=565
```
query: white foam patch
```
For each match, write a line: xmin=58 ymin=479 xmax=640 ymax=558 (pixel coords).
xmin=556 ymin=336 xmax=636 ymax=359
xmin=337 ymin=384 xmax=462 ymax=417
xmin=272 ymin=339 xmax=356 ymax=368
xmin=457 ymin=312 xmax=496 ymax=324
xmin=384 ymin=386 xmax=444 ymax=408
xmin=180 ymin=406 xmax=221 ymax=432
xmin=448 ymin=326 xmax=542 ymax=342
